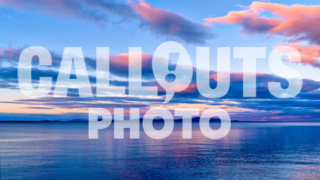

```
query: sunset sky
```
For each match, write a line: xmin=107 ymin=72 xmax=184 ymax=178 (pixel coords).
xmin=1 ymin=0 xmax=320 ymax=121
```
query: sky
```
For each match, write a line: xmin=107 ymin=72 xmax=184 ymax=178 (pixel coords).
xmin=1 ymin=0 xmax=320 ymax=121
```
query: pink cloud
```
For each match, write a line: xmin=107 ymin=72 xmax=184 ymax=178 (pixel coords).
xmin=130 ymin=0 xmax=213 ymax=44
xmin=205 ymin=2 xmax=320 ymax=44
xmin=0 ymin=46 xmax=21 ymax=59
xmin=110 ymin=53 xmax=152 ymax=69
xmin=277 ymin=43 xmax=320 ymax=67
xmin=205 ymin=9 xmax=281 ymax=34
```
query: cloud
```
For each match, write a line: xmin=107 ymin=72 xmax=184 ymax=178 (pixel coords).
xmin=249 ymin=2 xmax=320 ymax=44
xmin=205 ymin=2 xmax=320 ymax=44
xmin=2 ymin=45 xmax=320 ymax=121
xmin=2 ymin=45 xmax=320 ymax=98
xmin=277 ymin=43 xmax=320 ymax=67
xmin=130 ymin=0 xmax=213 ymax=44
xmin=0 ymin=0 xmax=213 ymax=44
xmin=205 ymin=2 xmax=320 ymax=67
xmin=6 ymin=91 xmax=320 ymax=121
xmin=205 ymin=9 xmax=281 ymax=34
xmin=0 ymin=46 xmax=21 ymax=60
xmin=0 ymin=0 xmax=135 ymax=23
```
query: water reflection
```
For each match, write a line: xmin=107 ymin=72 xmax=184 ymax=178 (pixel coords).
xmin=1 ymin=122 xmax=320 ymax=179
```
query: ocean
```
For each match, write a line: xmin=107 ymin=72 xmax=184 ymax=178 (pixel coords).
xmin=1 ymin=122 xmax=320 ymax=179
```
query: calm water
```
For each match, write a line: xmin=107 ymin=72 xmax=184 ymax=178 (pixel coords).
xmin=1 ymin=122 xmax=320 ymax=180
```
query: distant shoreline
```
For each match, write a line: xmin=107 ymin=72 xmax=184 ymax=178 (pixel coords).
xmin=0 ymin=120 xmax=319 ymax=123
